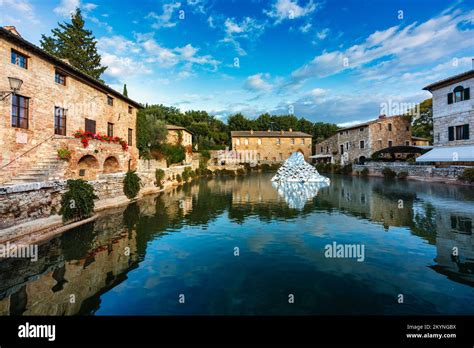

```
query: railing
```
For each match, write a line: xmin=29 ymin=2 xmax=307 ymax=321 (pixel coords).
xmin=0 ymin=135 xmax=55 ymax=171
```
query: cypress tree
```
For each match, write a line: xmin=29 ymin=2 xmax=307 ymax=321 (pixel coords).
xmin=40 ymin=8 xmax=107 ymax=81
xmin=123 ymin=84 xmax=128 ymax=97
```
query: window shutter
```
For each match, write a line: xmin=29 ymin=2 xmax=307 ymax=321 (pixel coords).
xmin=448 ymin=126 xmax=454 ymax=141
xmin=447 ymin=93 xmax=453 ymax=104
xmin=463 ymin=124 xmax=470 ymax=140
xmin=464 ymin=88 xmax=470 ymax=101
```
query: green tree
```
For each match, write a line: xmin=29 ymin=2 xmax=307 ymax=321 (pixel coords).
xmin=40 ymin=8 xmax=107 ymax=80
xmin=411 ymin=98 xmax=433 ymax=143
xmin=123 ymin=84 xmax=128 ymax=97
xmin=227 ymin=113 xmax=253 ymax=131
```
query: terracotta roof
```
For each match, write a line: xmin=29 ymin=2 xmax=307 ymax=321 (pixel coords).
xmin=166 ymin=124 xmax=193 ymax=134
xmin=423 ymin=69 xmax=474 ymax=92
xmin=0 ymin=26 xmax=142 ymax=108
xmin=231 ymin=130 xmax=312 ymax=138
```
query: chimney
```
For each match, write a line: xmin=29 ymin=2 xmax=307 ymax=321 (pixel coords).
xmin=280 ymin=130 xmax=284 ymax=135
xmin=289 ymin=128 xmax=293 ymax=132
xmin=379 ymin=114 xmax=386 ymax=119
xmin=3 ymin=26 xmax=21 ymax=37
xmin=250 ymin=129 xmax=254 ymax=135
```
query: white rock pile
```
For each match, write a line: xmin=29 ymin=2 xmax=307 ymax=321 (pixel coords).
xmin=271 ymin=152 xmax=330 ymax=184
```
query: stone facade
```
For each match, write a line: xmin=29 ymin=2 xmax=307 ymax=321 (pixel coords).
xmin=0 ymin=27 xmax=141 ymax=185
xmin=231 ymin=129 xmax=312 ymax=163
xmin=165 ymin=125 xmax=193 ymax=163
xmin=426 ymin=73 xmax=473 ymax=147
xmin=315 ymin=115 xmax=412 ymax=164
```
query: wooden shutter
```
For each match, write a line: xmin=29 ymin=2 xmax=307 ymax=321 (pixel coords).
xmin=448 ymin=126 xmax=454 ymax=141
xmin=463 ymin=124 xmax=470 ymax=140
xmin=464 ymin=88 xmax=470 ymax=101
xmin=447 ymin=93 xmax=453 ymax=104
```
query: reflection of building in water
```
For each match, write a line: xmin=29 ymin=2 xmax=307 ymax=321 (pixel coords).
xmin=0 ymin=209 xmax=138 ymax=315
xmin=231 ymin=176 xmax=280 ymax=205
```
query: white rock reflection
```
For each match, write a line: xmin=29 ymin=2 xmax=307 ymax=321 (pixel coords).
xmin=272 ymin=181 xmax=329 ymax=209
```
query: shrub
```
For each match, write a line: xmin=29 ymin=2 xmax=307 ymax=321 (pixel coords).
xmin=123 ymin=171 xmax=141 ymax=199
xmin=360 ymin=168 xmax=369 ymax=177
xmin=459 ymin=168 xmax=474 ymax=183
xmin=57 ymin=148 xmax=72 ymax=161
xmin=176 ymin=174 xmax=182 ymax=183
xmin=182 ymin=167 xmax=193 ymax=182
xmin=341 ymin=163 xmax=352 ymax=175
xmin=155 ymin=169 xmax=165 ymax=188
xmin=398 ymin=171 xmax=409 ymax=180
xmin=382 ymin=167 xmax=397 ymax=179
xmin=158 ymin=143 xmax=186 ymax=165
xmin=60 ymin=179 xmax=98 ymax=222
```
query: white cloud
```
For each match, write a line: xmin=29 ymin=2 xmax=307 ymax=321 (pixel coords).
xmin=53 ymin=0 xmax=97 ymax=17
xmin=221 ymin=17 xmax=267 ymax=56
xmin=147 ymin=2 xmax=181 ymax=29
xmin=315 ymin=28 xmax=329 ymax=40
xmin=0 ymin=0 xmax=39 ymax=24
xmin=292 ymin=9 xmax=474 ymax=81
xmin=245 ymin=73 xmax=273 ymax=92
xmin=299 ymin=22 xmax=312 ymax=33
xmin=264 ymin=0 xmax=319 ymax=24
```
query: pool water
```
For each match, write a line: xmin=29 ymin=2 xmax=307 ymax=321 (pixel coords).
xmin=1 ymin=173 xmax=474 ymax=315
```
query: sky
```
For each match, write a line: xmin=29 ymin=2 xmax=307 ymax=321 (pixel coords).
xmin=0 ymin=0 xmax=473 ymax=126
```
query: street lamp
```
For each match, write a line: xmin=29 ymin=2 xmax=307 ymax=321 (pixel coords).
xmin=0 ymin=77 xmax=23 ymax=101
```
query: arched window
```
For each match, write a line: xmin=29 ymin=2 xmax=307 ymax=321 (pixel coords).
xmin=454 ymin=86 xmax=464 ymax=103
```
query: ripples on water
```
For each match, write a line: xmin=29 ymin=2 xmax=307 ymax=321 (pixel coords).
xmin=1 ymin=173 xmax=474 ymax=315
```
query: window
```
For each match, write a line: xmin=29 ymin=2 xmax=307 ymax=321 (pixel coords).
xmin=85 ymin=118 xmax=96 ymax=133
xmin=437 ymin=133 xmax=440 ymax=142
xmin=11 ymin=95 xmax=29 ymax=129
xmin=128 ymin=106 xmax=133 ymax=114
xmin=244 ymin=138 xmax=249 ymax=145
xmin=448 ymin=86 xmax=470 ymax=104
xmin=388 ymin=140 xmax=393 ymax=147
xmin=54 ymin=107 xmax=67 ymax=135
xmin=236 ymin=139 xmax=240 ymax=146
xmin=55 ymin=71 xmax=66 ymax=85
xmin=340 ymin=144 xmax=344 ymax=154
xmin=326 ymin=146 xmax=329 ymax=153
xmin=359 ymin=127 xmax=364 ymax=132
xmin=301 ymin=139 xmax=305 ymax=145
xmin=405 ymin=141 xmax=410 ymax=146
xmin=379 ymin=124 xmax=382 ymax=130
xmin=257 ymin=153 xmax=260 ymax=161
xmin=257 ymin=138 xmax=262 ymax=145
xmin=128 ymin=128 xmax=133 ymax=146
xmin=276 ymin=138 xmax=281 ymax=145
xmin=451 ymin=215 xmax=472 ymax=234
xmin=11 ymin=49 xmax=27 ymax=69
xmin=360 ymin=140 xmax=365 ymax=149
xmin=107 ymin=96 xmax=114 ymax=106
xmin=449 ymin=125 xmax=469 ymax=141
xmin=291 ymin=138 xmax=295 ymax=145
xmin=388 ymin=123 xmax=392 ymax=131
xmin=107 ymin=122 xmax=114 ymax=137
xmin=406 ymin=126 xmax=410 ymax=131
xmin=378 ymin=139 xmax=382 ymax=147
xmin=345 ymin=142 xmax=349 ymax=150
xmin=320 ymin=146 xmax=323 ymax=153
xmin=340 ymin=132 xmax=343 ymax=135
xmin=279 ymin=153 xmax=283 ymax=161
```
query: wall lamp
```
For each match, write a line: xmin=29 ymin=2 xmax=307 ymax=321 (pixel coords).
xmin=0 ymin=77 xmax=23 ymax=101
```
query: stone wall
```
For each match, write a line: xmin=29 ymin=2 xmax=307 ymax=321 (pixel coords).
xmin=353 ymin=162 xmax=467 ymax=180
xmin=0 ymin=163 xmax=194 ymax=230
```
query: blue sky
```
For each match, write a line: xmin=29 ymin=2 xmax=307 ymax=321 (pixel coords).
xmin=1 ymin=0 xmax=473 ymax=126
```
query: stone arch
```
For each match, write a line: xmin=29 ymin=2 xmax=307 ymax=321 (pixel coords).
xmin=103 ymin=156 xmax=121 ymax=174
xmin=359 ymin=156 xmax=366 ymax=165
xmin=77 ymin=155 xmax=99 ymax=180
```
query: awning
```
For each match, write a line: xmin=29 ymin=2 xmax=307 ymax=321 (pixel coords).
xmin=416 ymin=145 xmax=474 ymax=162
xmin=309 ymin=154 xmax=332 ymax=159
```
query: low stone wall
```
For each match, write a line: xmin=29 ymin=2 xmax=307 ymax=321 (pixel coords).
xmin=0 ymin=163 xmax=195 ymax=231
xmin=353 ymin=162 xmax=467 ymax=180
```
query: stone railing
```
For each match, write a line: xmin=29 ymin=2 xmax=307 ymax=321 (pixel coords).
xmin=353 ymin=162 xmax=467 ymax=180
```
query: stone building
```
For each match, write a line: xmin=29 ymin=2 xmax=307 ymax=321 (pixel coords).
xmin=417 ymin=69 xmax=474 ymax=165
xmin=0 ymin=26 xmax=142 ymax=184
xmin=314 ymin=115 xmax=412 ymax=164
xmin=165 ymin=124 xmax=193 ymax=164
xmin=411 ymin=136 xmax=430 ymax=146
xmin=230 ymin=129 xmax=312 ymax=163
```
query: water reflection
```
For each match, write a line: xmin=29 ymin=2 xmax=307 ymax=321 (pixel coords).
xmin=0 ymin=174 xmax=473 ymax=315
xmin=272 ymin=181 xmax=329 ymax=209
